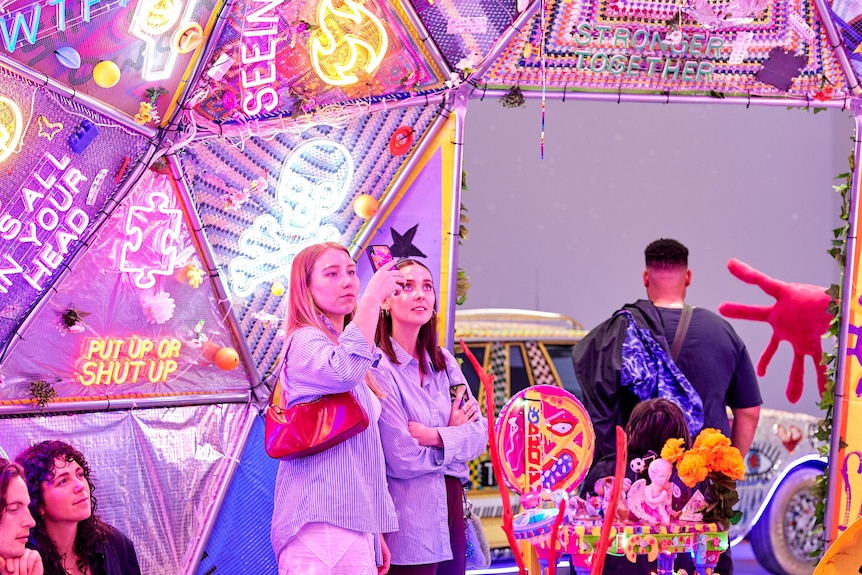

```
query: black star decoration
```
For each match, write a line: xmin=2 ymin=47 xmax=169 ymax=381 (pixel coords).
xmin=756 ymin=48 xmax=807 ymax=92
xmin=389 ymin=224 xmax=427 ymax=259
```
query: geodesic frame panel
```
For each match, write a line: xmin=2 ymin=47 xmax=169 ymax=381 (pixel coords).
xmin=0 ymin=168 xmax=253 ymax=404
xmin=407 ymin=0 xmax=520 ymax=71
xmin=482 ymin=0 xmax=849 ymax=100
xmin=0 ymin=0 xmax=224 ymax=125
xmin=0 ymin=403 xmax=253 ymax=575
xmin=192 ymin=0 xmax=449 ymax=123
xmin=0 ymin=66 xmax=152 ymax=360
xmin=178 ymin=103 xmax=442 ymax=376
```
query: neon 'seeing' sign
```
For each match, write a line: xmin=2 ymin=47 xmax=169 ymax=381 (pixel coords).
xmin=310 ymin=0 xmax=388 ymax=86
xmin=77 ymin=336 xmax=181 ymax=386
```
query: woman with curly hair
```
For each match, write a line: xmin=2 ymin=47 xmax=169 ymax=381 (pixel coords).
xmin=15 ymin=441 xmax=140 ymax=575
xmin=0 ymin=458 xmax=41 ymax=575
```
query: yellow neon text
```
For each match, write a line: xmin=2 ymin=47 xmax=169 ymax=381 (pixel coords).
xmin=78 ymin=336 xmax=182 ymax=385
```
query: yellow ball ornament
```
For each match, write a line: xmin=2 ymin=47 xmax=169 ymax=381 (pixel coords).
xmin=353 ymin=194 xmax=378 ymax=219
xmin=271 ymin=282 xmax=285 ymax=296
xmin=93 ymin=61 xmax=121 ymax=88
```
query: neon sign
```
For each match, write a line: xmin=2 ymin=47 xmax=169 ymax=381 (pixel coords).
xmin=129 ymin=0 xmax=198 ymax=80
xmin=310 ymin=0 xmax=388 ymax=86
xmin=228 ymin=139 xmax=354 ymax=297
xmin=77 ymin=336 xmax=181 ymax=385
xmin=0 ymin=0 xmax=130 ymax=54
xmin=0 ymin=152 xmax=89 ymax=294
xmin=118 ymin=189 xmax=183 ymax=289
xmin=0 ymin=95 xmax=23 ymax=163
xmin=239 ymin=0 xmax=283 ymax=116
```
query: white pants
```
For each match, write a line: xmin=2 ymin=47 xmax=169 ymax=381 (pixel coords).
xmin=279 ymin=522 xmax=376 ymax=575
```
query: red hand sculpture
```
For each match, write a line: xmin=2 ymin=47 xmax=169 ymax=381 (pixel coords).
xmin=718 ymin=258 xmax=831 ymax=403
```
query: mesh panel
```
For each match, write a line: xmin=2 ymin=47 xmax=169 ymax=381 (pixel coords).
xmin=410 ymin=0 xmax=520 ymax=69
xmin=179 ymin=103 xmax=441 ymax=378
xmin=482 ymin=0 xmax=848 ymax=98
xmin=195 ymin=414 xmax=279 ymax=575
xmin=0 ymin=68 xmax=151 ymax=359
xmin=193 ymin=0 xmax=448 ymax=123
xmin=0 ymin=0 xmax=222 ymax=122
xmin=0 ymin=403 xmax=252 ymax=575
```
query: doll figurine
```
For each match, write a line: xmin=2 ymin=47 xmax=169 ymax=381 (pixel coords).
xmin=627 ymin=459 xmax=678 ymax=524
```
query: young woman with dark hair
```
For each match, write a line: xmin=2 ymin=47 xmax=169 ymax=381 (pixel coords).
xmin=374 ymin=259 xmax=487 ymax=575
xmin=15 ymin=441 xmax=139 ymax=575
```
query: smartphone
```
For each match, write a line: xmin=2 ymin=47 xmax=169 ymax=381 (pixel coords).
xmin=366 ymin=245 xmax=393 ymax=271
xmin=449 ymin=383 xmax=467 ymax=408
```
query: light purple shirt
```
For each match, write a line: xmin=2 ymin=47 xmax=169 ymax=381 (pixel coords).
xmin=374 ymin=340 xmax=488 ymax=565
xmin=270 ymin=319 xmax=398 ymax=559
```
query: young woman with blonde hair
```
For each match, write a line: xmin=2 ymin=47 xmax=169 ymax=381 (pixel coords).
xmin=271 ymin=241 xmax=405 ymax=575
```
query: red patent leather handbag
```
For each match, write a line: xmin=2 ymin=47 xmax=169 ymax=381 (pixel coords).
xmin=264 ymin=379 xmax=369 ymax=460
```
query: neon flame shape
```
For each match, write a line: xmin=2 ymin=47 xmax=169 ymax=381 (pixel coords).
xmin=310 ymin=0 xmax=388 ymax=86
xmin=0 ymin=95 xmax=23 ymax=163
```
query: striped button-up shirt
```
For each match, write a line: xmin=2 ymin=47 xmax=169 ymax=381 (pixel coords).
xmin=270 ymin=320 xmax=398 ymax=559
xmin=374 ymin=340 xmax=488 ymax=565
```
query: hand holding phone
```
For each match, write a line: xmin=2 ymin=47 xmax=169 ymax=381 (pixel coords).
xmin=366 ymin=245 xmax=394 ymax=272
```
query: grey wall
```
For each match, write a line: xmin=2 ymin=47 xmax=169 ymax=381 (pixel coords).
xmin=459 ymin=98 xmax=854 ymax=417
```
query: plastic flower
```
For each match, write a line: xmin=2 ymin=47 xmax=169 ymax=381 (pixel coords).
xmin=134 ymin=102 xmax=153 ymax=125
xmin=141 ymin=290 xmax=176 ymax=324
xmin=677 ymin=450 xmax=710 ymax=487
xmin=186 ymin=262 xmax=204 ymax=288
xmin=660 ymin=437 xmax=686 ymax=464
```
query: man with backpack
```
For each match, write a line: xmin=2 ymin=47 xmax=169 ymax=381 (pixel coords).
xmin=573 ymin=238 xmax=762 ymax=462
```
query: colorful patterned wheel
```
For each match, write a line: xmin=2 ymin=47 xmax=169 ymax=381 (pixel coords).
xmin=494 ymin=385 xmax=594 ymax=500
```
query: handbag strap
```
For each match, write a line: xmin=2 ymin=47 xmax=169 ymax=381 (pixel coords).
xmin=669 ymin=305 xmax=693 ymax=362
xmin=269 ymin=335 xmax=295 ymax=409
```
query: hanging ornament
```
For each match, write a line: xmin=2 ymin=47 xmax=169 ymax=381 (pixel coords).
xmin=93 ymin=61 xmax=121 ymax=88
xmin=215 ymin=347 xmax=240 ymax=370
xmin=353 ymin=194 xmax=379 ymax=218
xmin=54 ymin=46 xmax=81 ymax=69
xmin=389 ymin=126 xmax=413 ymax=156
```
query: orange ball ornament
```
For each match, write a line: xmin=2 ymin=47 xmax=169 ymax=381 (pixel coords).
xmin=214 ymin=347 xmax=239 ymax=370
xmin=353 ymin=194 xmax=378 ymax=219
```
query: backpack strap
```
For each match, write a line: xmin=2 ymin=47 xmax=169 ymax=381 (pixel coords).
xmin=669 ymin=305 xmax=693 ymax=362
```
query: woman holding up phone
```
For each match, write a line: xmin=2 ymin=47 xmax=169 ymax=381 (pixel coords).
xmin=373 ymin=259 xmax=487 ymax=575
xmin=271 ymin=242 xmax=404 ymax=575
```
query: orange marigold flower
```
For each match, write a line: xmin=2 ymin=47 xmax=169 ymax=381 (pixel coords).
xmin=693 ymin=428 xmax=730 ymax=450
xmin=677 ymin=450 xmax=709 ymax=487
xmin=712 ymin=446 xmax=745 ymax=480
xmin=661 ymin=437 xmax=686 ymax=464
